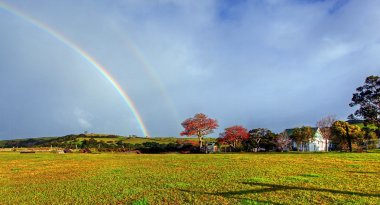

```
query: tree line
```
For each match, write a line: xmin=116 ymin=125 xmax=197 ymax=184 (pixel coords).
xmin=180 ymin=75 xmax=380 ymax=152
xmin=3 ymin=75 xmax=378 ymax=153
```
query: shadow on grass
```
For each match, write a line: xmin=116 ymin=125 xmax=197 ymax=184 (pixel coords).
xmin=179 ymin=188 xmax=283 ymax=205
xmin=347 ymin=171 xmax=379 ymax=174
xmin=179 ymin=182 xmax=379 ymax=201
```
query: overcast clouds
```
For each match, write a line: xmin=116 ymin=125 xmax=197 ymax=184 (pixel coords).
xmin=0 ymin=0 xmax=380 ymax=139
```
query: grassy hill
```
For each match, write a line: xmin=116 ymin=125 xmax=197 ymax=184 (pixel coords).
xmin=0 ymin=134 xmax=217 ymax=148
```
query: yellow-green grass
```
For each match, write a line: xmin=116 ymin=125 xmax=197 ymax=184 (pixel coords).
xmin=0 ymin=152 xmax=379 ymax=205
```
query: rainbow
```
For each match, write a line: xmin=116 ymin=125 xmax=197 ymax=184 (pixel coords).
xmin=109 ymin=23 xmax=180 ymax=125
xmin=117 ymin=33 xmax=180 ymax=123
xmin=0 ymin=1 xmax=150 ymax=137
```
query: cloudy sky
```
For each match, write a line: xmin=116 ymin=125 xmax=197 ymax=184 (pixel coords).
xmin=0 ymin=0 xmax=379 ymax=139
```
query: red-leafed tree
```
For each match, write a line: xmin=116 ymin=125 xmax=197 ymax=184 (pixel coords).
xmin=219 ymin=125 xmax=249 ymax=149
xmin=180 ymin=113 xmax=218 ymax=148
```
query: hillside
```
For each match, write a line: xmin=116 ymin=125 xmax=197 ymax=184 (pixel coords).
xmin=0 ymin=134 xmax=217 ymax=148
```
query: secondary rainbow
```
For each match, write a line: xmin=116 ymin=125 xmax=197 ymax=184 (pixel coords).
xmin=0 ymin=1 xmax=150 ymax=137
xmin=119 ymin=35 xmax=181 ymax=124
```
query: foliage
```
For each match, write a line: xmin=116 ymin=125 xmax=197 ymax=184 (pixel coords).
xmin=0 ymin=134 xmax=218 ymax=152
xmin=218 ymin=125 xmax=248 ymax=150
xmin=361 ymin=126 xmax=379 ymax=149
xmin=349 ymin=75 xmax=380 ymax=126
xmin=331 ymin=121 xmax=364 ymax=152
xmin=244 ymin=128 xmax=275 ymax=152
xmin=180 ymin=113 xmax=219 ymax=148
xmin=274 ymin=131 xmax=292 ymax=152
xmin=289 ymin=126 xmax=314 ymax=151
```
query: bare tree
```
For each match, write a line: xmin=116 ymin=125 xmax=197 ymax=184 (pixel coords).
xmin=275 ymin=131 xmax=292 ymax=152
xmin=317 ymin=115 xmax=337 ymax=152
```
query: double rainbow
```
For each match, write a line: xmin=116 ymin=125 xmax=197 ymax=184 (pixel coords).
xmin=0 ymin=1 xmax=150 ymax=137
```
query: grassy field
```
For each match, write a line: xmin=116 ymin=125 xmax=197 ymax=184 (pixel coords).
xmin=0 ymin=152 xmax=379 ymax=205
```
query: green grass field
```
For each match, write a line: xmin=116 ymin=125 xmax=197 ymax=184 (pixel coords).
xmin=0 ymin=152 xmax=379 ymax=205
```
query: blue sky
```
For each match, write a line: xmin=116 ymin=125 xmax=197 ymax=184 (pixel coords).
xmin=0 ymin=0 xmax=379 ymax=139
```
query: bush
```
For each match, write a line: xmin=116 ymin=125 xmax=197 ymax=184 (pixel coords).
xmin=79 ymin=148 xmax=91 ymax=153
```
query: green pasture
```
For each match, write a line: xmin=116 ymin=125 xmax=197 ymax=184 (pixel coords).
xmin=0 ymin=152 xmax=379 ymax=204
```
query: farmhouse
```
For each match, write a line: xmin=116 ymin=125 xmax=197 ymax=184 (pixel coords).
xmin=286 ymin=128 xmax=329 ymax=152
xmin=205 ymin=142 xmax=218 ymax=153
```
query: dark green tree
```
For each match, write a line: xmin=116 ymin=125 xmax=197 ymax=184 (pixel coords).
xmin=116 ymin=140 xmax=124 ymax=147
xmin=362 ymin=126 xmax=378 ymax=150
xmin=289 ymin=126 xmax=314 ymax=151
xmin=246 ymin=128 xmax=275 ymax=152
xmin=349 ymin=75 xmax=380 ymax=126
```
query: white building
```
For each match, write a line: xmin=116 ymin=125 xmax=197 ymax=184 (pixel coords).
xmin=287 ymin=128 xmax=330 ymax=152
xmin=205 ymin=143 xmax=218 ymax=153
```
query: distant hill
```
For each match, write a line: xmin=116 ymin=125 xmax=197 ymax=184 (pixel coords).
xmin=0 ymin=134 xmax=217 ymax=148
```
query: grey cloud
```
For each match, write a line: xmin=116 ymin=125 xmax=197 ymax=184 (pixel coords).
xmin=1 ymin=0 xmax=379 ymax=139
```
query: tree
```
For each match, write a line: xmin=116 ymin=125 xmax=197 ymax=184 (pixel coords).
xmin=275 ymin=131 xmax=292 ymax=152
xmin=219 ymin=125 xmax=248 ymax=150
xmin=116 ymin=140 xmax=124 ymax=147
xmin=290 ymin=126 xmax=314 ymax=151
xmin=290 ymin=128 xmax=302 ymax=151
xmin=362 ymin=126 xmax=378 ymax=150
xmin=349 ymin=75 xmax=380 ymax=126
xmin=317 ymin=115 xmax=337 ymax=152
xmin=180 ymin=113 xmax=219 ymax=148
xmin=246 ymin=128 xmax=273 ymax=152
xmin=331 ymin=121 xmax=363 ymax=152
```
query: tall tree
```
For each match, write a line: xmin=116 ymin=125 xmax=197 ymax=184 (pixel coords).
xmin=180 ymin=113 xmax=218 ymax=148
xmin=317 ymin=115 xmax=337 ymax=152
xmin=219 ymin=125 xmax=248 ymax=149
xmin=331 ymin=121 xmax=363 ymax=152
xmin=303 ymin=126 xmax=315 ymax=151
xmin=361 ymin=126 xmax=377 ymax=150
xmin=290 ymin=128 xmax=303 ymax=151
xmin=349 ymin=75 xmax=380 ymax=126
xmin=247 ymin=128 xmax=273 ymax=152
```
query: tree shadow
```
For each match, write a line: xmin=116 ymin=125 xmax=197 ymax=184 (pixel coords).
xmin=346 ymin=171 xmax=379 ymax=174
xmin=179 ymin=181 xmax=379 ymax=202
xmin=179 ymin=188 xmax=284 ymax=205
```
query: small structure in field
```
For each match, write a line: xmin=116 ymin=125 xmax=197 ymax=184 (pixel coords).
xmin=205 ymin=143 xmax=218 ymax=153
